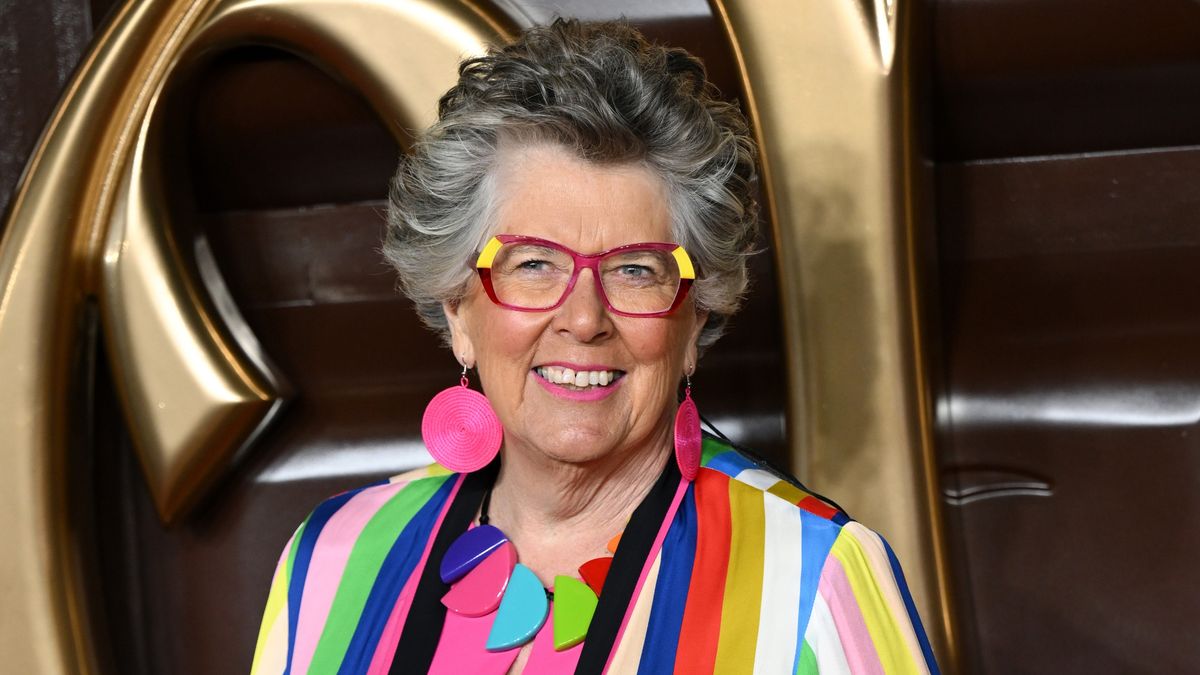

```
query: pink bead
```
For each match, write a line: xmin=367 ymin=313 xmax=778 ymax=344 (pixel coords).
xmin=442 ymin=542 xmax=517 ymax=616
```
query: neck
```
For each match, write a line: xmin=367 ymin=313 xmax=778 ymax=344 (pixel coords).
xmin=486 ymin=425 xmax=672 ymax=582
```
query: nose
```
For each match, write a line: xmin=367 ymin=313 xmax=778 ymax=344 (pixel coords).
xmin=552 ymin=268 xmax=614 ymax=343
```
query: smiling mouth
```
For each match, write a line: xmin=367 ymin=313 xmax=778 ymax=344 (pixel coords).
xmin=533 ymin=366 xmax=626 ymax=391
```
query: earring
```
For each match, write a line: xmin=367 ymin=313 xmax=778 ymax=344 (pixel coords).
xmin=421 ymin=363 xmax=503 ymax=473
xmin=673 ymin=372 xmax=702 ymax=481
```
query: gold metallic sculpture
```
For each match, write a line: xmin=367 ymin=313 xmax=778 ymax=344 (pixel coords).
xmin=0 ymin=1 xmax=505 ymax=672
xmin=713 ymin=0 xmax=957 ymax=669
xmin=0 ymin=0 xmax=955 ymax=671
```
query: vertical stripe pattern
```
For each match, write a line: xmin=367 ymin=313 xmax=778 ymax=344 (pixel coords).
xmin=712 ymin=478 xmax=766 ymax=673
xmin=636 ymin=483 xmax=697 ymax=675
xmin=251 ymin=444 xmax=938 ymax=674
xmin=752 ymin=492 xmax=803 ymax=675
xmin=673 ymin=470 xmax=732 ymax=674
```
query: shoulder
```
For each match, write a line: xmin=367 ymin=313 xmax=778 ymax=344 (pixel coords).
xmin=253 ymin=466 xmax=464 ymax=674
xmin=693 ymin=438 xmax=939 ymax=672
xmin=695 ymin=436 xmax=891 ymax=574
xmin=698 ymin=435 xmax=849 ymax=526
xmin=304 ymin=463 xmax=454 ymax=522
xmin=288 ymin=464 xmax=459 ymax=565
xmin=696 ymin=438 xmax=905 ymax=556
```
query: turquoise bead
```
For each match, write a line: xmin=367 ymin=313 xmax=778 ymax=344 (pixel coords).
xmin=485 ymin=563 xmax=548 ymax=651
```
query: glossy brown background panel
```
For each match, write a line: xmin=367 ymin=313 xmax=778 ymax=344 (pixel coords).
xmin=932 ymin=0 xmax=1200 ymax=160
xmin=937 ymin=150 xmax=1200 ymax=672
xmin=932 ymin=0 xmax=1200 ymax=672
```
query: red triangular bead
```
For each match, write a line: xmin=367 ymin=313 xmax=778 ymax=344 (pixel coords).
xmin=578 ymin=557 xmax=613 ymax=596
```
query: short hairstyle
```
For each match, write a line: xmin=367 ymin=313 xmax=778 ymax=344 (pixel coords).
xmin=383 ymin=18 xmax=759 ymax=349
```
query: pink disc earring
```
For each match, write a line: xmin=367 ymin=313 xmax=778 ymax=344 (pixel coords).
xmin=673 ymin=372 xmax=702 ymax=481
xmin=421 ymin=363 xmax=503 ymax=473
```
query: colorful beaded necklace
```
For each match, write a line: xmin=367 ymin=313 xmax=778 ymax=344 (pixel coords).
xmin=438 ymin=487 xmax=618 ymax=655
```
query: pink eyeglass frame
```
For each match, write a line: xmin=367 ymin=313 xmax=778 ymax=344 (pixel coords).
xmin=474 ymin=234 xmax=697 ymax=318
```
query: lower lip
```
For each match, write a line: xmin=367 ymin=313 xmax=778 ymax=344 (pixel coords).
xmin=531 ymin=371 xmax=623 ymax=401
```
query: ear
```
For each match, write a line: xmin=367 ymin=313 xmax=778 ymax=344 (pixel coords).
xmin=443 ymin=299 xmax=475 ymax=367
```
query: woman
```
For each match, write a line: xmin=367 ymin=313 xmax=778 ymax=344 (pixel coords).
xmin=251 ymin=19 xmax=938 ymax=675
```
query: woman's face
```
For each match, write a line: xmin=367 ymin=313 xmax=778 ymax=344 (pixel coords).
xmin=445 ymin=144 xmax=706 ymax=467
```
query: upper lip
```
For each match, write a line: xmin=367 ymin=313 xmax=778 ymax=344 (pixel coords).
xmin=535 ymin=361 xmax=623 ymax=371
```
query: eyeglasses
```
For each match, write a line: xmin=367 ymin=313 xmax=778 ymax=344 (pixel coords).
xmin=474 ymin=235 xmax=696 ymax=317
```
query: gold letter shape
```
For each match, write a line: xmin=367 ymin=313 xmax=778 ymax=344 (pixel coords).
xmin=713 ymin=0 xmax=957 ymax=668
xmin=0 ymin=0 xmax=506 ymax=672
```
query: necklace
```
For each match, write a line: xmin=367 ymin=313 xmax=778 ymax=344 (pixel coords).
xmin=438 ymin=487 xmax=617 ymax=654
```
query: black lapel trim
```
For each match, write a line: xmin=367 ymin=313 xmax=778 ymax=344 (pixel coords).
xmin=388 ymin=457 xmax=678 ymax=675
xmin=575 ymin=458 xmax=681 ymax=675
xmin=389 ymin=459 xmax=499 ymax=674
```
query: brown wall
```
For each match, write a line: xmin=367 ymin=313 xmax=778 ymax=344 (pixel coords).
xmin=931 ymin=1 xmax=1200 ymax=671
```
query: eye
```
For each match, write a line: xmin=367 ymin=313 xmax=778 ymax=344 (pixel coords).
xmin=517 ymin=258 xmax=553 ymax=271
xmin=496 ymin=244 xmax=571 ymax=276
xmin=618 ymin=264 xmax=652 ymax=277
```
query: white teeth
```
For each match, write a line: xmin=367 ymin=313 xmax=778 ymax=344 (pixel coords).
xmin=534 ymin=366 xmax=621 ymax=389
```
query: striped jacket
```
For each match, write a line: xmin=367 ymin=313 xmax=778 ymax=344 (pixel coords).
xmin=252 ymin=437 xmax=939 ymax=674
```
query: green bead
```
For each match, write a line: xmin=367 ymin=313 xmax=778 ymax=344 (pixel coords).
xmin=552 ymin=575 xmax=598 ymax=651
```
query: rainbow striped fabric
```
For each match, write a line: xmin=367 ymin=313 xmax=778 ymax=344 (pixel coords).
xmin=252 ymin=438 xmax=939 ymax=674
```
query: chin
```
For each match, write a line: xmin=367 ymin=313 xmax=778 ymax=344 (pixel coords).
xmin=530 ymin=429 xmax=619 ymax=466
xmin=540 ymin=449 xmax=609 ymax=467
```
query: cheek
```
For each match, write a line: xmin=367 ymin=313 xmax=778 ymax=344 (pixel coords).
xmin=473 ymin=305 xmax=546 ymax=360
xmin=623 ymin=319 xmax=691 ymax=369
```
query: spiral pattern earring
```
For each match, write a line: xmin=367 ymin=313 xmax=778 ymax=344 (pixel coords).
xmin=673 ymin=372 xmax=702 ymax=481
xmin=421 ymin=363 xmax=503 ymax=473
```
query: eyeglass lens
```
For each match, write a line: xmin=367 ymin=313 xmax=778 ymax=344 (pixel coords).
xmin=490 ymin=242 xmax=682 ymax=314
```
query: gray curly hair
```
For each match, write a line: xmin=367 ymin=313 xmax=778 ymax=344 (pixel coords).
xmin=383 ymin=19 xmax=759 ymax=349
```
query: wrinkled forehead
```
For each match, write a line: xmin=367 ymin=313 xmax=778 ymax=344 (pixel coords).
xmin=487 ymin=141 xmax=673 ymax=254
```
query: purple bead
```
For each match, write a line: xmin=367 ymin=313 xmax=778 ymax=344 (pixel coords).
xmin=440 ymin=524 xmax=508 ymax=584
